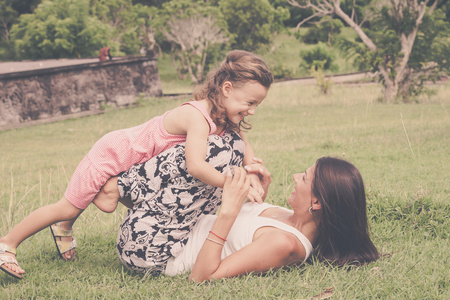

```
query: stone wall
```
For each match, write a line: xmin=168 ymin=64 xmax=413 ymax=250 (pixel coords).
xmin=0 ymin=56 xmax=162 ymax=129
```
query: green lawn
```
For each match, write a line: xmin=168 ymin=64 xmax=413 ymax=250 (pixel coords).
xmin=1 ymin=82 xmax=449 ymax=298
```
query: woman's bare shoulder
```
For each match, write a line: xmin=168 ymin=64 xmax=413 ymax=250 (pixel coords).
xmin=255 ymin=228 xmax=307 ymax=264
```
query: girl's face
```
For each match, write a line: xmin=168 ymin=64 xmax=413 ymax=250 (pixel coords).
xmin=288 ymin=165 xmax=316 ymax=211
xmin=221 ymin=81 xmax=268 ymax=125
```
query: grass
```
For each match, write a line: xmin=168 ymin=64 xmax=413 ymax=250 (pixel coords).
xmin=1 ymin=80 xmax=449 ymax=298
xmin=157 ymin=53 xmax=195 ymax=95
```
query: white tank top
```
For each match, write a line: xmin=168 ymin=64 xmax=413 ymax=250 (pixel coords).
xmin=165 ymin=202 xmax=314 ymax=276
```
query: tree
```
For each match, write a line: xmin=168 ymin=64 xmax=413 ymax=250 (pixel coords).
xmin=90 ymin=0 xmax=155 ymax=56
xmin=287 ymin=0 xmax=450 ymax=102
xmin=219 ymin=0 xmax=289 ymax=51
xmin=269 ymin=0 xmax=314 ymax=27
xmin=299 ymin=19 xmax=343 ymax=45
xmin=0 ymin=0 xmax=40 ymax=43
xmin=11 ymin=0 xmax=111 ymax=59
xmin=159 ymin=0 xmax=229 ymax=84
xmin=0 ymin=0 xmax=41 ymax=59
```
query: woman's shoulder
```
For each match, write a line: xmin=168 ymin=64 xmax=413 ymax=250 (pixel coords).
xmin=251 ymin=205 xmax=313 ymax=261
xmin=254 ymin=227 xmax=308 ymax=263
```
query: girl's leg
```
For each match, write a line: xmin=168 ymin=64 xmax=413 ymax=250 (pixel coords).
xmin=56 ymin=217 xmax=78 ymax=261
xmin=0 ymin=197 xmax=82 ymax=274
xmin=92 ymin=176 xmax=133 ymax=212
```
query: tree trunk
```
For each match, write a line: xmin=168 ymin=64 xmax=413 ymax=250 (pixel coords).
xmin=288 ymin=0 xmax=439 ymax=102
xmin=383 ymin=78 xmax=398 ymax=103
xmin=171 ymin=52 xmax=187 ymax=80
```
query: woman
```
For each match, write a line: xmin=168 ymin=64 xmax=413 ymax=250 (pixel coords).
xmin=95 ymin=139 xmax=379 ymax=280
xmin=168 ymin=157 xmax=380 ymax=281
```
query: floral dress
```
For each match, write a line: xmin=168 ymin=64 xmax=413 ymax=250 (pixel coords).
xmin=116 ymin=130 xmax=244 ymax=275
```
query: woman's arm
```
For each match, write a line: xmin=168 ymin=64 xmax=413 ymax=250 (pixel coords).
xmin=188 ymin=167 xmax=300 ymax=282
xmin=188 ymin=167 xmax=249 ymax=281
xmin=190 ymin=230 xmax=303 ymax=282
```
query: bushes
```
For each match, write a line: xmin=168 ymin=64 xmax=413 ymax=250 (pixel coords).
xmin=296 ymin=19 xmax=343 ymax=46
xmin=300 ymin=44 xmax=337 ymax=72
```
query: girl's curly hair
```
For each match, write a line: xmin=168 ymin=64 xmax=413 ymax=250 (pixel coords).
xmin=194 ymin=50 xmax=273 ymax=132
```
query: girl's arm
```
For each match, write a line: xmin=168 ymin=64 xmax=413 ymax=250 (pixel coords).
xmin=239 ymin=132 xmax=264 ymax=203
xmin=239 ymin=131 xmax=256 ymax=167
xmin=164 ymin=105 xmax=227 ymax=188
xmin=244 ymin=162 xmax=272 ymax=202
xmin=189 ymin=167 xmax=303 ymax=282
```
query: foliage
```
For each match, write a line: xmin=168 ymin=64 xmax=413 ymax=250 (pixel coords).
xmin=90 ymin=0 xmax=156 ymax=56
xmin=288 ymin=0 xmax=450 ymax=103
xmin=338 ymin=0 xmax=372 ymax=27
xmin=309 ymin=62 xmax=333 ymax=94
xmin=298 ymin=19 xmax=343 ymax=46
xmin=10 ymin=0 xmax=111 ymax=59
xmin=0 ymin=0 xmax=41 ymax=60
xmin=300 ymin=44 xmax=337 ymax=72
xmin=8 ymin=0 xmax=156 ymax=59
xmin=219 ymin=0 xmax=289 ymax=51
xmin=131 ymin=0 xmax=170 ymax=8
xmin=270 ymin=63 xmax=295 ymax=79
xmin=300 ymin=48 xmax=335 ymax=94
xmin=0 ymin=0 xmax=18 ymax=42
xmin=8 ymin=0 xmax=40 ymax=15
xmin=0 ymin=1 xmax=17 ymax=59
xmin=269 ymin=0 xmax=313 ymax=27
xmin=337 ymin=2 xmax=450 ymax=102
xmin=157 ymin=0 xmax=228 ymax=84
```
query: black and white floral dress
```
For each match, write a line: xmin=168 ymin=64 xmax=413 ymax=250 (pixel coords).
xmin=116 ymin=130 xmax=244 ymax=275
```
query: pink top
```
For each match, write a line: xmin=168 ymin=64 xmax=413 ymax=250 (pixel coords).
xmin=64 ymin=101 xmax=217 ymax=209
xmin=88 ymin=101 xmax=217 ymax=175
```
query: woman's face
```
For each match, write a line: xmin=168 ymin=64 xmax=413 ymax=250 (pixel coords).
xmin=288 ymin=164 xmax=316 ymax=210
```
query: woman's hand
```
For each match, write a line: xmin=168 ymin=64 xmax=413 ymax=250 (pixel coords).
xmin=246 ymin=173 xmax=264 ymax=203
xmin=244 ymin=158 xmax=271 ymax=202
xmin=219 ymin=167 xmax=250 ymax=217
xmin=189 ymin=166 xmax=250 ymax=282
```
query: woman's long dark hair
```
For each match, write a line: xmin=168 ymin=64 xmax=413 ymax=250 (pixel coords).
xmin=312 ymin=157 xmax=379 ymax=266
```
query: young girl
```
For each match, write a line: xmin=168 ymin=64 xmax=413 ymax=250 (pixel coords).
xmin=0 ymin=50 xmax=273 ymax=279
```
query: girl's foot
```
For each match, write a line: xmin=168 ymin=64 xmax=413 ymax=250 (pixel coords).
xmin=92 ymin=177 xmax=120 ymax=213
xmin=49 ymin=223 xmax=76 ymax=261
xmin=0 ymin=241 xmax=25 ymax=279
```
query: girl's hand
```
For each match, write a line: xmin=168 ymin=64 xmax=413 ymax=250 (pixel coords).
xmin=244 ymin=161 xmax=271 ymax=202
xmin=219 ymin=167 xmax=250 ymax=217
xmin=246 ymin=174 xmax=264 ymax=204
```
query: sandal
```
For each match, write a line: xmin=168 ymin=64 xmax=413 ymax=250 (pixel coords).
xmin=49 ymin=223 xmax=77 ymax=261
xmin=0 ymin=243 xmax=23 ymax=279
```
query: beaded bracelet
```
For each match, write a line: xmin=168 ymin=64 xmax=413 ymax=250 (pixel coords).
xmin=206 ymin=237 xmax=224 ymax=246
xmin=209 ymin=231 xmax=227 ymax=241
